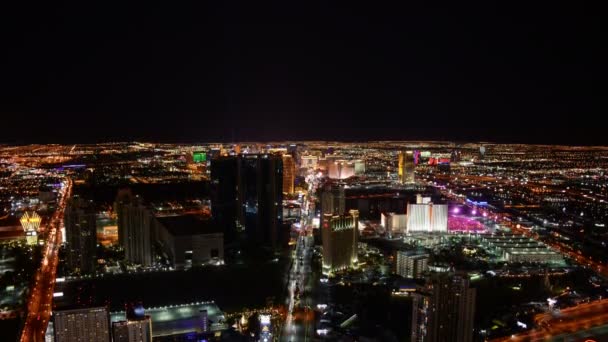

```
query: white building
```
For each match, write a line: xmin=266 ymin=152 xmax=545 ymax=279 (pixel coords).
xmin=381 ymin=212 xmax=407 ymax=235
xmin=406 ymin=203 xmax=448 ymax=233
xmin=396 ymin=251 xmax=429 ymax=279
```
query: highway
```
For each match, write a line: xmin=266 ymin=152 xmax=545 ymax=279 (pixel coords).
xmin=20 ymin=178 xmax=72 ymax=342
xmin=491 ymin=299 xmax=608 ymax=341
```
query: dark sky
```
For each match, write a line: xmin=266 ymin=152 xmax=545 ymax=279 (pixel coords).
xmin=1 ymin=2 xmax=605 ymax=144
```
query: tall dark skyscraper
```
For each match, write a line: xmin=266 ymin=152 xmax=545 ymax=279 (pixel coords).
xmin=210 ymin=157 xmax=239 ymax=242
xmin=320 ymin=184 xmax=345 ymax=216
xmin=115 ymin=191 xmax=153 ymax=266
xmin=237 ymin=154 xmax=283 ymax=249
xmin=65 ymin=197 xmax=97 ymax=275
xmin=211 ymin=154 xmax=284 ymax=249
xmin=426 ymin=273 xmax=476 ymax=342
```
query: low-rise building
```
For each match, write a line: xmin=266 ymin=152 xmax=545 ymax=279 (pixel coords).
xmin=480 ymin=234 xmax=563 ymax=264
xmin=396 ymin=250 xmax=429 ymax=279
xmin=155 ymin=215 xmax=224 ymax=269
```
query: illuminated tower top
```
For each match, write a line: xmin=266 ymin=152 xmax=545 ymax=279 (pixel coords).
xmin=20 ymin=211 xmax=41 ymax=232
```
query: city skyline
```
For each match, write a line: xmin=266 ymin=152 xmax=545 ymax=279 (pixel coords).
xmin=2 ymin=141 xmax=608 ymax=341
xmin=1 ymin=2 xmax=607 ymax=341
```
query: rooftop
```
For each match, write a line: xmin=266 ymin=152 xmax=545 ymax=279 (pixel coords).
xmin=156 ymin=215 xmax=222 ymax=236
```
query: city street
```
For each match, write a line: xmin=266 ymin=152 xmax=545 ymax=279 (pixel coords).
xmin=282 ymin=177 xmax=318 ymax=342
xmin=281 ymin=233 xmax=315 ymax=342
xmin=20 ymin=178 xmax=71 ymax=342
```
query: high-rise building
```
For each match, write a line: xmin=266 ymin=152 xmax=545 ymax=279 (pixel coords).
xmin=320 ymin=185 xmax=345 ymax=216
xmin=321 ymin=209 xmax=358 ymax=275
xmin=426 ymin=273 xmax=476 ymax=342
xmin=406 ymin=203 xmax=448 ymax=233
xmin=53 ymin=306 xmax=110 ymax=342
xmin=237 ymin=154 xmax=283 ymax=249
xmin=210 ymin=157 xmax=239 ymax=242
xmin=65 ymin=197 xmax=97 ymax=275
xmin=396 ymin=251 xmax=429 ymax=279
xmin=115 ymin=193 xmax=153 ymax=266
xmin=112 ymin=317 xmax=152 ymax=342
xmin=199 ymin=309 xmax=209 ymax=333
xmin=398 ymin=151 xmax=416 ymax=184
xmin=115 ymin=188 xmax=133 ymax=244
xmin=411 ymin=292 xmax=429 ymax=342
xmin=212 ymin=154 xmax=284 ymax=248
xmin=282 ymin=154 xmax=295 ymax=194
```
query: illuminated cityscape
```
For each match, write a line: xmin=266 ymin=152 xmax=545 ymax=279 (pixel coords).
xmin=1 ymin=2 xmax=606 ymax=341
xmin=0 ymin=142 xmax=606 ymax=341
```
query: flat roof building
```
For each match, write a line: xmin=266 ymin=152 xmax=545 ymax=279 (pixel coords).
xmin=155 ymin=214 xmax=224 ymax=269
xmin=112 ymin=316 xmax=152 ymax=342
xmin=396 ymin=250 xmax=429 ymax=279
xmin=53 ymin=306 xmax=110 ymax=342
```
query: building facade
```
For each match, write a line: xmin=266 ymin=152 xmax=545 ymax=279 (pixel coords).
xmin=53 ymin=307 xmax=110 ymax=342
xmin=322 ymin=210 xmax=359 ymax=275
xmin=411 ymin=292 xmax=429 ymax=342
xmin=210 ymin=157 xmax=239 ymax=243
xmin=282 ymin=154 xmax=295 ymax=194
xmin=112 ymin=317 xmax=152 ymax=342
xmin=426 ymin=273 xmax=476 ymax=342
xmin=237 ymin=154 xmax=283 ymax=249
xmin=328 ymin=160 xmax=355 ymax=179
xmin=398 ymin=151 xmax=416 ymax=184
xmin=396 ymin=251 xmax=429 ymax=279
xmin=381 ymin=212 xmax=407 ymax=236
xmin=155 ymin=215 xmax=224 ymax=269
xmin=406 ymin=203 xmax=448 ymax=233
xmin=116 ymin=195 xmax=153 ymax=266
xmin=320 ymin=185 xmax=345 ymax=216
xmin=65 ymin=197 xmax=97 ymax=275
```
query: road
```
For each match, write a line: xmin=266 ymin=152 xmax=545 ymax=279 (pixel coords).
xmin=491 ymin=299 xmax=608 ymax=341
xmin=281 ymin=176 xmax=317 ymax=342
xmin=281 ymin=233 xmax=315 ymax=342
xmin=21 ymin=178 xmax=72 ymax=342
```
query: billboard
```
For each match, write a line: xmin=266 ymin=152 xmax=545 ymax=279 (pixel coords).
xmin=193 ymin=151 xmax=207 ymax=163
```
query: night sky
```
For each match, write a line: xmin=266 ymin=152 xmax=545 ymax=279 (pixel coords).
xmin=1 ymin=3 xmax=605 ymax=144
